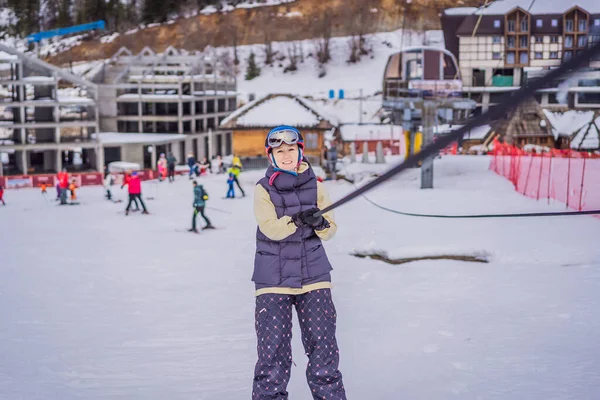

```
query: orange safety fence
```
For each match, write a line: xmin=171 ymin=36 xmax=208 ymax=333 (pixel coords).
xmin=490 ymin=143 xmax=600 ymax=212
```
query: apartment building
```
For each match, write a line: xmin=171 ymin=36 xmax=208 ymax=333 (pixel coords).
xmin=442 ymin=0 xmax=600 ymax=113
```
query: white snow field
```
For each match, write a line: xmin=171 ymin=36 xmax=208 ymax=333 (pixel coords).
xmin=1 ymin=156 xmax=600 ymax=399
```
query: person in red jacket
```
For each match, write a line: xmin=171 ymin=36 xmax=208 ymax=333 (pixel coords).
xmin=0 ymin=185 xmax=5 ymax=206
xmin=57 ymin=169 xmax=69 ymax=205
xmin=121 ymin=171 xmax=140 ymax=211
xmin=122 ymin=171 xmax=148 ymax=216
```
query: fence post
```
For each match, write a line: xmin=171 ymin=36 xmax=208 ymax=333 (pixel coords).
xmin=536 ymin=153 xmax=544 ymax=201
xmin=566 ymin=153 xmax=571 ymax=209
xmin=523 ymin=154 xmax=534 ymax=196
xmin=547 ymin=153 xmax=553 ymax=205
xmin=578 ymin=157 xmax=587 ymax=211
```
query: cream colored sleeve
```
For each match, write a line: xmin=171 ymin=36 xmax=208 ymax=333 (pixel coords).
xmin=254 ymin=184 xmax=297 ymax=241
xmin=315 ymin=181 xmax=337 ymax=241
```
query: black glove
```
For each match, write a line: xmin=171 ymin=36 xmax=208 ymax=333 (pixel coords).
xmin=291 ymin=207 xmax=327 ymax=228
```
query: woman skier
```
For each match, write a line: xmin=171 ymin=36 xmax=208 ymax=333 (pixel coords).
xmin=251 ymin=125 xmax=346 ymax=399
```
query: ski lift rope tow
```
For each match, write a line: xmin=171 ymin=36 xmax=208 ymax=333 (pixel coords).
xmin=314 ymin=32 xmax=600 ymax=218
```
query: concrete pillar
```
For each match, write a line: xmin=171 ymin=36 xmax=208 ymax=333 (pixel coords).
xmin=482 ymin=92 xmax=491 ymax=113
xmin=514 ymin=68 xmax=522 ymax=86
xmin=151 ymin=145 xmax=157 ymax=169
xmin=178 ymin=101 xmax=183 ymax=134
xmin=95 ymin=145 xmax=105 ymax=172
xmin=421 ymin=101 xmax=436 ymax=189
xmin=16 ymin=150 xmax=28 ymax=175
xmin=43 ymin=150 xmax=55 ymax=172
xmin=56 ymin=149 xmax=63 ymax=172
xmin=185 ymin=138 xmax=193 ymax=157
xmin=197 ymin=135 xmax=205 ymax=160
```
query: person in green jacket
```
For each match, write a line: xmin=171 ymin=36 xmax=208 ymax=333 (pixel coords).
xmin=189 ymin=180 xmax=214 ymax=232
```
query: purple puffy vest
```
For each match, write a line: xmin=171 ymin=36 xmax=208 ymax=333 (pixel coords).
xmin=252 ymin=164 xmax=333 ymax=288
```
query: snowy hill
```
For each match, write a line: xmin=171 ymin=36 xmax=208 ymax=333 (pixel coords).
xmin=233 ymin=29 xmax=433 ymax=100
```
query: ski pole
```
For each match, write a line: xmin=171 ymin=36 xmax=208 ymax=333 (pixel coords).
xmin=315 ymin=37 xmax=600 ymax=218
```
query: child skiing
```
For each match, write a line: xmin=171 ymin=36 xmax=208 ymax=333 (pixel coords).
xmin=251 ymin=125 xmax=346 ymax=399
xmin=228 ymin=157 xmax=245 ymax=197
xmin=69 ymin=179 xmax=77 ymax=202
xmin=226 ymin=172 xmax=235 ymax=198
xmin=122 ymin=171 xmax=148 ymax=216
xmin=157 ymin=153 xmax=167 ymax=182
xmin=189 ymin=180 xmax=214 ymax=232
xmin=41 ymin=184 xmax=47 ymax=194
xmin=0 ymin=185 xmax=5 ymax=206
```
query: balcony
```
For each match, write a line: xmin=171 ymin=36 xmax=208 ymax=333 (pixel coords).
xmin=492 ymin=75 xmax=514 ymax=87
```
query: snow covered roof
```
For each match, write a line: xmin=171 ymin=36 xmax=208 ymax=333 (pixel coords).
xmin=444 ymin=7 xmax=478 ymax=16
xmin=571 ymin=116 xmax=600 ymax=150
xmin=92 ymin=132 xmax=186 ymax=145
xmin=463 ymin=124 xmax=492 ymax=140
xmin=117 ymin=94 xmax=195 ymax=101
xmin=467 ymin=0 xmax=600 ymax=15
xmin=0 ymin=51 xmax=17 ymax=60
xmin=543 ymin=110 xmax=595 ymax=139
xmin=339 ymin=124 xmax=403 ymax=141
xmin=220 ymin=94 xmax=338 ymax=129
xmin=312 ymin=97 xmax=383 ymax=125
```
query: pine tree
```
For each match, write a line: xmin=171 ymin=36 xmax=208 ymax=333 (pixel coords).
xmin=56 ymin=0 xmax=72 ymax=27
xmin=245 ymin=51 xmax=260 ymax=81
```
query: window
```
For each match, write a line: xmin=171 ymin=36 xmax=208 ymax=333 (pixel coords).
xmin=521 ymin=18 xmax=528 ymax=32
xmin=535 ymin=52 xmax=543 ymax=59
xmin=520 ymin=36 xmax=528 ymax=48
xmin=217 ymin=98 xmax=226 ymax=112
xmin=507 ymin=52 xmax=516 ymax=64
xmin=564 ymin=51 xmax=573 ymax=60
xmin=578 ymin=36 xmax=587 ymax=47
xmin=492 ymin=52 xmax=501 ymax=60
xmin=565 ymin=36 xmax=574 ymax=48
xmin=304 ymin=132 xmax=319 ymax=149
xmin=566 ymin=19 xmax=574 ymax=32
xmin=551 ymin=19 xmax=558 ymax=27
xmin=206 ymin=100 xmax=215 ymax=113
xmin=507 ymin=20 xmax=515 ymax=32
xmin=494 ymin=20 xmax=501 ymax=28
xmin=520 ymin=52 xmax=529 ymax=64
xmin=595 ymin=19 xmax=600 ymax=27
xmin=579 ymin=19 xmax=587 ymax=31
xmin=492 ymin=36 xmax=502 ymax=43
xmin=535 ymin=36 xmax=543 ymax=43
xmin=550 ymin=36 xmax=559 ymax=43
xmin=536 ymin=19 xmax=543 ymax=28
xmin=550 ymin=51 xmax=559 ymax=59
xmin=507 ymin=36 xmax=516 ymax=48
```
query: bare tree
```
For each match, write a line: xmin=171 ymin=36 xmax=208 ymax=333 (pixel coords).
xmin=345 ymin=0 xmax=379 ymax=63
xmin=313 ymin=4 xmax=333 ymax=65
xmin=284 ymin=41 xmax=299 ymax=73
xmin=257 ymin=8 xmax=275 ymax=65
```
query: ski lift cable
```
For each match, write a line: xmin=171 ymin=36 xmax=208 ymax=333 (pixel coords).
xmin=356 ymin=183 xmax=600 ymax=218
xmin=314 ymin=36 xmax=600 ymax=218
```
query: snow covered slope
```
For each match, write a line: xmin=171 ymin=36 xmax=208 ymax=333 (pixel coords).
xmin=1 ymin=156 xmax=599 ymax=399
xmin=234 ymin=29 xmax=429 ymax=99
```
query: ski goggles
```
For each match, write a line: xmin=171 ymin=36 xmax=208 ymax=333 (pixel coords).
xmin=266 ymin=129 xmax=301 ymax=148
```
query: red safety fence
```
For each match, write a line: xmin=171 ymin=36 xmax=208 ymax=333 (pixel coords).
xmin=490 ymin=144 xmax=600 ymax=212
xmin=1 ymin=170 xmax=157 ymax=189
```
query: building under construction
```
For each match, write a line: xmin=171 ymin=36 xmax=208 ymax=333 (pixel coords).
xmin=0 ymin=44 xmax=237 ymax=176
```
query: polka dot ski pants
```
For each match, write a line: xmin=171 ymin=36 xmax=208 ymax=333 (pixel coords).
xmin=252 ymin=289 xmax=347 ymax=400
